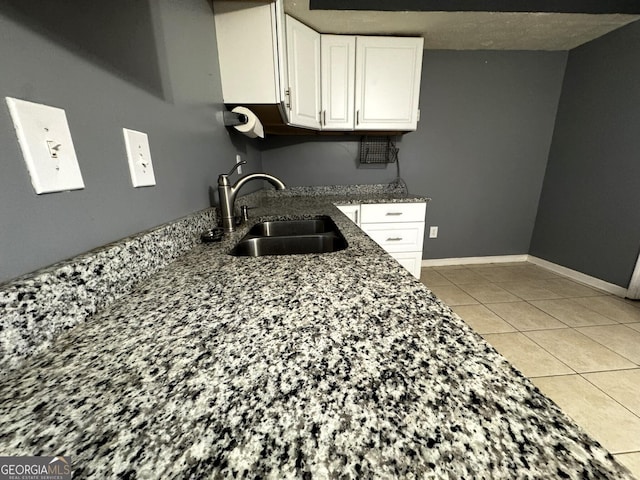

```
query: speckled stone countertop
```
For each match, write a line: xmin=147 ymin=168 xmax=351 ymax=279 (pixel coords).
xmin=0 ymin=190 xmax=633 ymax=478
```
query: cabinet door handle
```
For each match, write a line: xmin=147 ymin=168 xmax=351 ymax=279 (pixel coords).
xmin=323 ymin=110 xmax=326 ymax=126
xmin=354 ymin=210 xmax=358 ymax=225
xmin=386 ymin=237 xmax=403 ymax=241
xmin=385 ymin=212 xmax=403 ymax=216
xmin=356 ymin=110 xmax=359 ymax=125
xmin=285 ymin=87 xmax=291 ymax=109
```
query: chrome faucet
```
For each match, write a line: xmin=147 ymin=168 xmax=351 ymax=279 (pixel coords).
xmin=217 ymin=160 xmax=286 ymax=232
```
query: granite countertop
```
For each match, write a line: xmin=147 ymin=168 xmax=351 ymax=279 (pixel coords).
xmin=0 ymin=191 xmax=633 ymax=478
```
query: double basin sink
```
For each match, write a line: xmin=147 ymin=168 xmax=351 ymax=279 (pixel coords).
xmin=230 ymin=216 xmax=348 ymax=257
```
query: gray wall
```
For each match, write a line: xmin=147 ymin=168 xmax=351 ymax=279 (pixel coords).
xmin=0 ymin=0 xmax=259 ymax=284
xmin=262 ymin=50 xmax=567 ymax=259
xmin=530 ymin=21 xmax=640 ymax=288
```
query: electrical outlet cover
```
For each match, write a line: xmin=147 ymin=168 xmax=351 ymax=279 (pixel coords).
xmin=5 ymin=97 xmax=84 ymax=194
xmin=123 ymin=128 xmax=156 ymax=187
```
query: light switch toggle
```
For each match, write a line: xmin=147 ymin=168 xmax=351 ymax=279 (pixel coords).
xmin=138 ymin=152 xmax=148 ymax=169
xmin=46 ymin=140 xmax=62 ymax=160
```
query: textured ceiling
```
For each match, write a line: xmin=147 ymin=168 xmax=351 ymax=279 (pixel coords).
xmin=284 ymin=0 xmax=640 ymax=50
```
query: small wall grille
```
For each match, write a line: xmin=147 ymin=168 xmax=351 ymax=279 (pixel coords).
xmin=359 ymin=136 xmax=398 ymax=164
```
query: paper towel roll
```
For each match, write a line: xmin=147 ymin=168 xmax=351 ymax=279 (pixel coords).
xmin=231 ymin=106 xmax=264 ymax=139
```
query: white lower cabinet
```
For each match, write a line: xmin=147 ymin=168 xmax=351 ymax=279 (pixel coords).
xmin=336 ymin=202 xmax=426 ymax=278
xmin=335 ymin=204 xmax=360 ymax=226
xmin=389 ymin=252 xmax=424 ymax=277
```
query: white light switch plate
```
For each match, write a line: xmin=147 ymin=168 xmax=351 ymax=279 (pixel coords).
xmin=6 ymin=97 xmax=85 ymax=194
xmin=123 ymin=128 xmax=156 ymax=187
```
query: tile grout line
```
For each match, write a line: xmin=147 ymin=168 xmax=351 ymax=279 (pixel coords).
xmin=519 ymin=298 xmax=623 ymax=328
xmin=578 ymin=372 xmax=640 ymax=421
xmin=566 ymin=324 xmax=640 ymax=367
xmin=447 ymin=275 xmax=637 ymax=368
xmin=425 ymin=262 xmax=640 ymax=466
xmin=486 ymin=299 xmax=573 ymax=331
xmin=518 ymin=324 xmax=636 ymax=373
xmin=424 ymin=269 xmax=640 ymax=367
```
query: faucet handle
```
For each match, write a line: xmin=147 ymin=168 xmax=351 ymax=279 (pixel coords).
xmin=240 ymin=205 xmax=250 ymax=222
xmin=225 ymin=159 xmax=247 ymax=177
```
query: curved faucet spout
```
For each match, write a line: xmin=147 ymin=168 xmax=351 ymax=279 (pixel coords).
xmin=232 ymin=173 xmax=286 ymax=195
xmin=218 ymin=172 xmax=286 ymax=232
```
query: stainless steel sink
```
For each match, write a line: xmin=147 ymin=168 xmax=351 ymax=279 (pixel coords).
xmin=247 ymin=216 xmax=339 ymax=237
xmin=230 ymin=216 xmax=348 ymax=257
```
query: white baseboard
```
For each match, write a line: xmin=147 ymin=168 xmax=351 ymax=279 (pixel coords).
xmin=527 ymin=256 xmax=628 ymax=298
xmin=421 ymin=254 xmax=629 ymax=298
xmin=421 ymin=255 xmax=529 ymax=267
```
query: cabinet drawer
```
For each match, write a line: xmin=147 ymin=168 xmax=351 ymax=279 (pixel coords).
xmin=360 ymin=202 xmax=426 ymax=223
xmin=361 ymin=222 xmax=425 ymax=252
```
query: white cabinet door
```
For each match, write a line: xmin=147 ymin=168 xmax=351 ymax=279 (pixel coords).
xmin=320 ymin=35 xmax=356 ymax=130
xmin=286 ymin=15 xmax=321 ymax=129
xmin=214 ymin=1 xmax=286 ymax=105
xmin=390 ymin=252 xmax=423 ymax=279
xmin=354 ymin=36 xmax=424 ymax=131
xmin=335 ymin=204 xmax=360 ymax=226
xmin=273 ymin=0 xmax=289 ymax=117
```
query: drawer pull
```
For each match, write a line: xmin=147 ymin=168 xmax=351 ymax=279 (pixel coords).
xmin=386 ymin=237 xmax=403 ymax=241
xmin=385 ymin=212 xmax=403 ymax=216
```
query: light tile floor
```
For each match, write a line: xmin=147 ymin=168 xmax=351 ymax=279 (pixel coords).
xmin=421 ymin=262 xmax=640 ymax=479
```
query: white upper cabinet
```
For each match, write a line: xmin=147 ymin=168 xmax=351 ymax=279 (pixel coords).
xmin=354 ymin=36 xmax=424 ymax=131
xmin=285 ymin=15 xmax=321 ymax=129
xmin=322 ymin=35 xmax=423 ymax=132
xmin=213 ymin=2 xmax=424 ymax=133
xmin=320 ymin=35 xmax=356 ymax=130
xmin=213 ymin=1 xmax=288 ymax=108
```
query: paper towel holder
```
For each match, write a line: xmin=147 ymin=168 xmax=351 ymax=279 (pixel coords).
xmin=223 ymin=111 xmax=249 ymax=127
